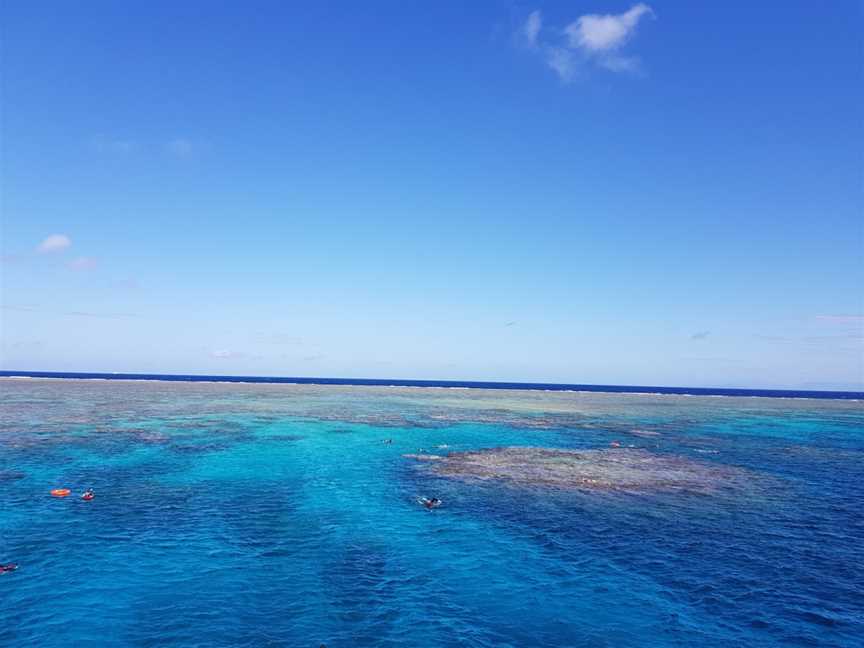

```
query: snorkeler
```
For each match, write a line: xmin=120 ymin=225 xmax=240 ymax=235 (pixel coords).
xmin=0 ymin=563 xmax=18 ymax=574
xmin=81 ymin=488 xmax=95 ymax=501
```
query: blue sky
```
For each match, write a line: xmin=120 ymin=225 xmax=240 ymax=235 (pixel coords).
xmin=1 ymin=1 xmax=862 ymax=389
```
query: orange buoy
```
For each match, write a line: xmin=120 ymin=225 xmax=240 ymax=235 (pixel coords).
xmin=50 ymin=488 xmax=71 ymax=497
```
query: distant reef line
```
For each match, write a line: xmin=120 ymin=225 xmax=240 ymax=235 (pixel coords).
xmin=1 ymin=371 xmax=861 ymax=400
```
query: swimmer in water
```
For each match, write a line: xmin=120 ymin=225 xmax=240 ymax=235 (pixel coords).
xmin=0 ymin=563 xmax=18 ymax=574
xmin=421 ymin=497 xmax=442 ymax=510
xmin=81 ymin=488 xmax=95 ymax=501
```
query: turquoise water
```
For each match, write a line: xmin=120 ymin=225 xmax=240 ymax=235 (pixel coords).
xmin=1 ymin=379 xmax=862 ymax=647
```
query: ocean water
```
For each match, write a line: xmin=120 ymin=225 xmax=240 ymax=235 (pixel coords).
xmin=0 ymin=378 xmax=862 ymax=647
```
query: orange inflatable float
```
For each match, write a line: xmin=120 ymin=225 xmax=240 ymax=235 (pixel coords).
xmin=50 ymin=488 xmax=71 ymax=497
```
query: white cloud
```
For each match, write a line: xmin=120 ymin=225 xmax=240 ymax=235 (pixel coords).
xmin=167 ymin=138 xmax=194 ymax=157
xmin=519 ymin=4 xmax=654 ymax=83
xmin=37 ymin=234 xmax=71 ymax=253
xmin=524 ymin=10 xmax=542 ymax=48
xmin=565 ymin=4 xmax=653 ymax=53
xmin=68 ymin=256 xmax=98 ymax=271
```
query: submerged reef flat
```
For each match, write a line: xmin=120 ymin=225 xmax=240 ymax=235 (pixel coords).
xmin=1 ymin=378 xmax=860 ymax=445
xmin=407 ymin=447 xmax=751 ymax=493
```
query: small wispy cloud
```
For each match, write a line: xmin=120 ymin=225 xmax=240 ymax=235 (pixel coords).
xmin=37 ymin=234 xmax=71 ymax=253
xmin=66 ymin=311 xmax=137 ymax=319
xmin=518 ymin=4 xmax=654 ymax=83
xmin=9 ymin=339 xmax=44 ymax=350
xmin=68 ymin=256 xmax=98 ymax=271
xmin=210 ymin=349 xmax=245 ymax=359
xmin=92 ymin=134 xmax=136 ymax=154
xmin=166 ymin=138 xmax=194 ymax=158
xmin=545 ymin=47 xmax=579 ymax=83
xmin=803 ymin=333 xmax=864 ymax=343
xmin=524 ymin=10 xmax=542 ymax=48
xmin=256 ymin=333 xmax=306 ymax=345
xmin=691 ymin=331 xmax=711 ymax=340
xmin=816 ymin=315 xmax=864 ymax=325
xmin=109 ymin=278 xmax=142 ymax=291
xmin=597 ymin=54 xmax=641 ymax=73
xmin=5 ymin=305 xmax=138 ymax=320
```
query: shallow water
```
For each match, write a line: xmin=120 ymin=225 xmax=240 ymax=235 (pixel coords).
xmin=1 ymin=379 xmax=862 ymax=647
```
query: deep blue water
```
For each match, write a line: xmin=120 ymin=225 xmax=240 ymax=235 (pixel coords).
xmin=1 ymin=378 xmax=862 ymax=647
xmin=1 ymin=370 xmax=861 ymax=399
